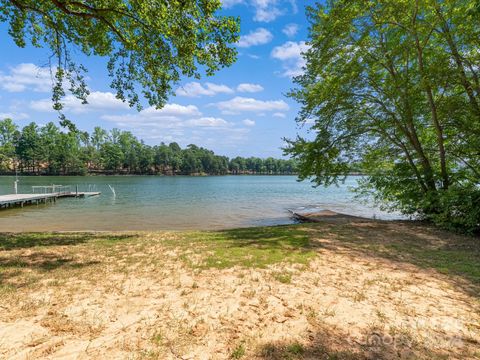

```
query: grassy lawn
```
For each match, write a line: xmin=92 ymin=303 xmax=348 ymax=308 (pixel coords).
xmin=0 ymin=221 xmax=479 ymax=359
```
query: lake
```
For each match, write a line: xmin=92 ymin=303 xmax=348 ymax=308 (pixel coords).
xmin=0 ymin=175 xmax=400 ymax=231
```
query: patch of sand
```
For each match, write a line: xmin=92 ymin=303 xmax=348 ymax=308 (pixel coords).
xmin=0 ymin=227 xmax=479 ymax=359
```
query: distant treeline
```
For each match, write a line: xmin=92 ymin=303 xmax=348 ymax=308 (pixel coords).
xmin=0 ymin=119 xmax=297 ymax=176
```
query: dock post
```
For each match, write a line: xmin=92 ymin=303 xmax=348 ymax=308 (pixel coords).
xmin=76 ymin=185 xmax=78 ymax=197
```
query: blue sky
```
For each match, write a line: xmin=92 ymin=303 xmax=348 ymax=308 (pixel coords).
xmin=0 ymin=0 xmax=316 ymax=158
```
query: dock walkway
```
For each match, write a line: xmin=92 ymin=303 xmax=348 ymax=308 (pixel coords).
xmin=0 ymin=191 xmax=101 ymax=209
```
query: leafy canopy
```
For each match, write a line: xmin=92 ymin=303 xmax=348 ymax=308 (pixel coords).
xmin=286 ymin=0 xmax=480 ymax=232
xmin=0 ymin=0 xmax=240 ymax=113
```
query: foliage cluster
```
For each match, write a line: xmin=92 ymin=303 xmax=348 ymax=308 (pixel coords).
xmin=0 ymin=118 xmax=297 ymax=176
xmin=286 ymin=0 xmax=480 ymax=233
xmin=0 ymin=0 xmax=239 ymax=120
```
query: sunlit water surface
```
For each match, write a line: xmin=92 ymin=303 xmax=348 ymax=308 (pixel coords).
xmin=0 ymin=176 xmax=401 ymax=231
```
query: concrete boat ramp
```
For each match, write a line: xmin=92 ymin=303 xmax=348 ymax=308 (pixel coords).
xmin=0 ymin=191 xmax=101 ymax=209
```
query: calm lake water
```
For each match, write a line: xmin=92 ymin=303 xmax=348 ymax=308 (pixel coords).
xmin=0 ymin=176 xmax=400 ymax=231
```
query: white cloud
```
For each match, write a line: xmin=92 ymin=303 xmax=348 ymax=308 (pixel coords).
xmin=102 ymin=103 xmax=201 ymax=125
xmin=29 ymin=99 xmax=54 ymax=112
xmin=100 ymin=104 xmax=251 ymax=146
xmin=271 ymin=41 xmax=310 ymax=77
xmin=252 ymin=0 xmax=283 ymax=22
xmin=271 ymin=41 xmax=308 ymax=60
xmin=237 ymin=28 xmax=273 ymax=48
xmin=282 ymin=23 xmax=299 ymax=38
xmin=0 ymin=63 xmax=52 ymax=93
xmin=139 ymin=103 xmax=201 ymax=118
xmin=237 ymin=83 xmax=264 ymax=93
xmin=214 ymin=96 xmax=289 ymax=114
xmin=102 ymin=104 xmax=236 ymax=132
xmin=176 ymin=82 xmax=234 ymax=97
xmin=83 ymin=91 xmax=130 ymax=111
xmin=273 ymin=112 xmax=286 ymax=118
xmin=29 ymin=98 xmax=56 ymax=112
xmin=221 ymin=0 xmax=244 ymax=8
xmin=242 ymin=119 xmax=256 ymax=126
xmin=0 ymin=112 xmax=29 ymax=120
xmin=222 ymin=0 xmax=297 ymax=23
xmin=186 ymin=117 xmax=232 ymax=128
xmin=30 ymin=91 xmax=129 ymax=113
xmin=197 ymin=127 xmax=251 ymax=148
xmin=288 ymin=0 xmax=298 ymax=14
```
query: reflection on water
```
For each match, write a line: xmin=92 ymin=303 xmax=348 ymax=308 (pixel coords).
xmin=0 ymin=176 xmax=401 ymax=231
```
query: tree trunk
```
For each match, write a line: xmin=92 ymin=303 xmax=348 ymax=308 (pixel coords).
xmin=413 ymin=24 xmax=449 ymax=189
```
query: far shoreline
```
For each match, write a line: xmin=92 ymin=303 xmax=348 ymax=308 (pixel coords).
xmin=0 ymin=173 xmax=365 ymax=177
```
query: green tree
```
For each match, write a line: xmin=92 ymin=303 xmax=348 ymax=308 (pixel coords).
xmin=91 ymin=127 xmax=107 ymax=151
xmin=100 ymin=141 xmax=123 ymax=172
xmin=264 ymin=157 xmax=276 ymax=174
xmin=154 ymin=143 xmax=172 ymax=174
xmin=1 ymin=118 xmax=297 ymax=178
xmin=0 ymin=118 xmax=18 ymax=172
xmin=137 ymin=142 xmax=153 ymax=174
xmin=56 ymin=130 xmax=86 ymax=174
xmin=39 ymin=122 xmax=62 ymax=174
xmin=118 ymin=131 xmax=139 ymax=173
xmin=168 ymin=142 xmax=183 ymax=174
xmin=286 ymin=0 xmax=480 ymax=232
xmin=16 ymin=122 xmax=41 ymax=173
xmin=0 ymin=0 xmax=240 ymax=112
xmin=181 ymin=145 xmax=202 ymax=174
xmin=79 ymin=130 xmax=95 ymax=170
xmin=89 ymin=126 xmax=107 ymax=169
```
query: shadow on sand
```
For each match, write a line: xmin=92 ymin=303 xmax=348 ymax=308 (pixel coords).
xmin=218 ymin=218 xmax=479 ymax=299
xmin=219 ymin=226 xmax=319 ymax=250
xmin=0 ymin=232 xmax=135 ymax=250
xmin=0 ymin=232 xmax=136 ymax=289
xmin=256 ymin=321 xmax=469 ymax=360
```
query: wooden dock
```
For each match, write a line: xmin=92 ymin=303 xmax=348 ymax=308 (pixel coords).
xmin=0 ymin=191 xmax=101 ymax=209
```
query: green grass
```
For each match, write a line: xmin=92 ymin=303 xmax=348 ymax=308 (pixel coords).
xmin=230 ymin=343 xmax=246 ymax=359
xmin=394 ymin=246 xmax=480 ymax=279
xmin=0 ymin=222 xmax=479 ymax=294
xmin=0 ymin=232 xmax=136 ymax=250
xmin=0 ymin=227 xmax=318 ymax=300
xmin=285 ymin=342 xmax=305 ymax=356
xmin=260 ymin=342 xmax=310 ymax=360
xmin=176 ymin=226 xmax=317 ymax=269
xmin=272 ymin=272 xmax=292 ymax=284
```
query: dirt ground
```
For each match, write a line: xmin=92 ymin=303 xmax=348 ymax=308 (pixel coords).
xmin=0 ymin=220 xmax=479 ymax=359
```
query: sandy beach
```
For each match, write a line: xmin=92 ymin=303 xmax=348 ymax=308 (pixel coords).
xmin=0 ymin=217 xmax=479 ymax=359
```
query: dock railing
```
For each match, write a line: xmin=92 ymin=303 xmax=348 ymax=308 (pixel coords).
xmin=32 ymin=185 xmax=72 ymax=196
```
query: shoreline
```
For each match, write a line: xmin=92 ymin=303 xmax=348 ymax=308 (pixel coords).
xmin=0 ymin=211 xmax=410 ymax=233
xmin=0 ymin=173 xmax=365 ymax=177
xmin=0 ymin=173 xmax=299 ymax=177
